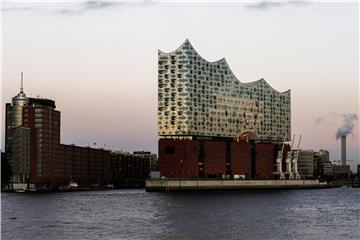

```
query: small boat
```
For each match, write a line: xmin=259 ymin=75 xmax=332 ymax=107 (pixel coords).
xmin=68 ymin=181 xmax=79 ymax=189
xmin=14 ymin=188 xmax=26 ymax=193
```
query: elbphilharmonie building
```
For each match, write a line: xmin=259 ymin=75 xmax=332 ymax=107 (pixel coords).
xmin=158 ymin=40 xmax=291 ymax=142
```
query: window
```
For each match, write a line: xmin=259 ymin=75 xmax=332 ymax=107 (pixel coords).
xmin=165 ymin=146 xmax=175 ymax=154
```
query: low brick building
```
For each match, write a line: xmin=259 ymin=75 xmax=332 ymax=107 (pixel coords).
xmin=203 ymin=141 xmax=227 ymax=177
xmin=111 ymin=152 xmax=151 ymax=187
xmin=53 ymin=145 xmax=112 ymax=189
xmin=158 ymin=139 xmax=278 ymax=179
xmin=231 ymin=142 xmax=252 ymax=178
xmin=255 ymin=144 xmax=276 ymax=179
xmin=158 ymin=139 xmax=199 ymax=178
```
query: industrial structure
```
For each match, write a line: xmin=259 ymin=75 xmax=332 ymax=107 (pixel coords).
xmin=334 ymin=113 xmax=356 ymax=178
xmin=333 ymin=131 xmax=352 ymax=179
xmin=157 ymin=40 xmax=298 ymax=180
xmin=341 ymin=135 xmax=347 ymax=166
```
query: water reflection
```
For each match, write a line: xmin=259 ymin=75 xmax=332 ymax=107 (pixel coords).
xmin=2 ymin=188 xmax=360 ymax=240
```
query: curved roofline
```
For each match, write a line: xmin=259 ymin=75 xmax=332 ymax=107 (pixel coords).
xmin=159 ymin=39 xmax=290 ymax=95
xmin=159 ymin=39 xmax=190 ymax=55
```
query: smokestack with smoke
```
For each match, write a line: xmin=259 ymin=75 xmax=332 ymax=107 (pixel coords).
xmin=336 ymin=113 xmax=358 ymax=139
xmin=336 ymin=113 xmax=358 ymax=166
xmin=341 ymin=135 xmax=346 ymax=165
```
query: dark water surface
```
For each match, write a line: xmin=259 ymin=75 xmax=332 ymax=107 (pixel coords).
xmin=2 ymin=188 xmax=360 ymax=240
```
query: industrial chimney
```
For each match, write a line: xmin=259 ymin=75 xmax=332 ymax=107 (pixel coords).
xmin=341 ymin=135 xmax=346 ymax=165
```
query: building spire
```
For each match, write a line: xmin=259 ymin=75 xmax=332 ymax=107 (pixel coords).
xmin=20 ymin=72 xmax=24 ymax=93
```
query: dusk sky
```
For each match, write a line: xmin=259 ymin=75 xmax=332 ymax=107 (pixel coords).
xmin=1 ymin=1 xmax=359 ymax=169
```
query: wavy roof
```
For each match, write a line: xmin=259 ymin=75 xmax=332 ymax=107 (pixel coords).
xmin=159 ymin=39 xmax=290 ymax=94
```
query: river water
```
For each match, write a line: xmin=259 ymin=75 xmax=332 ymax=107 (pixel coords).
xmin=1 ymin=188 xmax=360 ymax=240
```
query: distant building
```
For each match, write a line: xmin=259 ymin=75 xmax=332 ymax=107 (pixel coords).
xmin=313 ymin=149 xmax=333 ymax=179
xmin=111 ymin=152 xmax=150 ymax=187
xmin=297 ymin=150 xmax=314 ymax=178
xmin=133 ymin=151 xmax=158 ymax=171
xmin=318 ymin=150 xmax=333 ymax=178
xmin=321 ymin=161 xmax=333 ymax=178
xmin=313 ymin=151 xmax=320 ymax=177
xmin=333 ymin=165 xmax=351 ymax=180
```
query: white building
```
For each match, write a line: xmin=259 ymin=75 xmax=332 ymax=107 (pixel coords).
xmin=158 ymin=40 xmax=291 ymax=141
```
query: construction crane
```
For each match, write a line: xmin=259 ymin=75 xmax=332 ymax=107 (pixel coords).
xmin=273 ymin=136 xmax=286 ymax=180
xmin=292 ymin=135 xmax=302 ymax=180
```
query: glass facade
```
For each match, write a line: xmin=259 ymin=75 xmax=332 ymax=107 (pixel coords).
xmin=158 ymin=40 xmax=291 ymax=141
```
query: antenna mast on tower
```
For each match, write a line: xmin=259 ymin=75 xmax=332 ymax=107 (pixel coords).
xmin=20 ymin=72 xmax=24 ymax=93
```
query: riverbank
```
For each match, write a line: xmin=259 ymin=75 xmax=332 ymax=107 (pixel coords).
xmin=146 ymin=179 xmax=339 ymax=192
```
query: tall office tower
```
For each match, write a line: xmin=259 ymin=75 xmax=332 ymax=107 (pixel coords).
xmin=158 ymin=40 xmax=291 ymax=142
xmin=5 ymin=74 xmax=60 ymax=185
xmin=22 ymin=98 xmax=60 ymax=184
xmin=5 ymin=73 xmax=31 ymax=184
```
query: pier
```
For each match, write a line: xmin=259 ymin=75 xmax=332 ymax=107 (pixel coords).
xmin=146 ymin=179 xmax=334 ymax=192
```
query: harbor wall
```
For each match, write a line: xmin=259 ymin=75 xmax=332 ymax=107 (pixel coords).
xmin=146 ymin=179 xmax=329 ymax=192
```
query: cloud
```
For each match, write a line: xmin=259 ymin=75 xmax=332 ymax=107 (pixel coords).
xmin=83 ymin=1 xmax=119 ymax=10
xmin=2 ymin=1 xmax=156 ymax=15
xmin=315 ymin=117 xmax=323 ymax=125
xmin=56 ymin=1 xmax=123 ymax=15
xmin=246 ymin=0 xmax=309 ymax=11
xmin=1 ymin=6 xmax=43 ymax=12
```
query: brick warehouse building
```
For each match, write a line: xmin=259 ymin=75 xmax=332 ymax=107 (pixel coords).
xmin=111 ymin=152 xmax=151 ymax=188
xmin=158 ymin=139 xmax=290 ymax=179
xmin=157 ymin=40 xmax=292 ymax=179
xmin=5 ymin=77 xmax=112 ymax=190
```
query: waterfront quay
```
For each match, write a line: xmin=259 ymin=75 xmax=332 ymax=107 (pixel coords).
xmin=146 ymin=179 xmax=334 ymax=192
